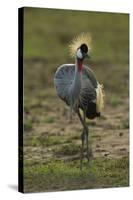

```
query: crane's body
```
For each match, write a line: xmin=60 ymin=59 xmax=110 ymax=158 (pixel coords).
xmin=54 ymin=64 xmax=101 ymax=119
xmin=54 ymin=33 xmax=104 ymax=169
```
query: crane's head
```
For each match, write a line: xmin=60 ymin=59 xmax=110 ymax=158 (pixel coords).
xmin=76 ymin=43 xmax=90 ymax=60
xmin=69 ymin=33 xmax=91 ymax=59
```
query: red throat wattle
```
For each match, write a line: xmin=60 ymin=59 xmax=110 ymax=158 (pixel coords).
xmin=77 ymin=59 xmax=83 ymax=72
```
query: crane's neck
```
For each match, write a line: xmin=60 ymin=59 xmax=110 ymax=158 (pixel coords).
xmin=77 ymin=58 xmax=83 ymax=72
xmin=69 ymin=58 xmax=83 ymax=110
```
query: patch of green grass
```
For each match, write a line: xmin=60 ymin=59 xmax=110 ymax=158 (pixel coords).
xmin=108 ymin=95 xmax=123 ymax=107
xmin=55 ymin=143 xmax=81 ymax=156
xmin=24 ymin=156 xmax=129 ymax=192
xmin=71 ymin=135 xmax=80 ymax=140
xmin=24 ymin=136 xmax=38 ymax=147
xmin=122 ymin=119 xmax=129 ymax=129
xmin=24 ymin=134 xmax=71 ymax=147
xmin=44 ymin=116 xmax=55 ymax=123
xmin=24 ymin=159 xmax=40 ymax=167
xmin=38 ymin=135 xmax=62 ymax=147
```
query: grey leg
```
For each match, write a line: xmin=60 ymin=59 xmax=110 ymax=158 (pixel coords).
xmin=86 ymin=126 xmax=90 ymax=162
xmin=83 ymin=110 xmax=93 ymax=163
xmin=85 ymin=124 xmax=93 ymax=163
xmin=80 ymin=130 xmax=85 ymax=170
xmin=77 ymin=109 xmax=87 ymax=169
xmin=82 ymin=110 xmax=89 ymax=162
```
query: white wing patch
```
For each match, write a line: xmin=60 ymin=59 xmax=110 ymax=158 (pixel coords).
xmin=96 ymin=83 xmax=105 ymax=113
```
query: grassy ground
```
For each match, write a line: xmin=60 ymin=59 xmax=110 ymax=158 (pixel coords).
xmin=24 ymin=157 xmax=129 ymax=193
xmin=23 ymin=7 xmax=129 ymax=193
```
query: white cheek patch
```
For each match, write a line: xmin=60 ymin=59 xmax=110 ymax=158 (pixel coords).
xmin=76 ymin=49 xmax=83 ymax=59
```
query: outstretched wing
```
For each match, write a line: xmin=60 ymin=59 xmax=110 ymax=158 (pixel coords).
xmin=54 ymin=64 xmax=75 ymax=106
xmin=54 ymin=64 xmax=104 ymax=119
xmin=54 ymin=64 xmax=97 ymax=105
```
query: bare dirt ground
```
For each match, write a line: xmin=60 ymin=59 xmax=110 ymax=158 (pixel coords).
xmin=24 ymin=89 xmax=129 ymax=164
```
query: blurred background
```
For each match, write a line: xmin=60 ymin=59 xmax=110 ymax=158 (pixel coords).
xmin=23 ymin=7 xmax=129 ymax=192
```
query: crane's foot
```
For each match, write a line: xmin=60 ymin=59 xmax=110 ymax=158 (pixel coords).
xmin=86 ymin=148 xmax=93 ymax=162
xmin=80 ymin=151 xmax=93 ymax=170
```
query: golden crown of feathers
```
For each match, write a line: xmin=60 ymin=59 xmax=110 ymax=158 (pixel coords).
xmin=69 ymin=33 xmax=92 ymax=57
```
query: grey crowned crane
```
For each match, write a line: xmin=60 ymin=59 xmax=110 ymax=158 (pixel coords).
xmin=54 ymin=33 xmax=104 ymax=169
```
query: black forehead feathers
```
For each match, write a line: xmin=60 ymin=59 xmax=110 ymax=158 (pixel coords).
xmin=80 ymin=43 xmax=88 ymax=53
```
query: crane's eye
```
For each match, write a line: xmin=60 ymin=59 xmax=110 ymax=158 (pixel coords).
xmin=76 ymin=49 xmax=83 ymax=59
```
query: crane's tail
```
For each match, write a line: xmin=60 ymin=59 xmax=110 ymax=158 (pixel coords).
xmin=96 ymin=83 xmax=105 ymax=113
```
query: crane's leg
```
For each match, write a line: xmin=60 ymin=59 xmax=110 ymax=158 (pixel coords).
xmin=77 ymin=109 xmax=86 ymax=170
xmin=83 ymin=110 xmax=90 ymax=163
xmin=86 ymin=125 xmax=90 ymax=162
xmin=80 ymin=129 xmax=85 ymax=170
xmin=83 ymin=109 xmax=93 ymax=164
